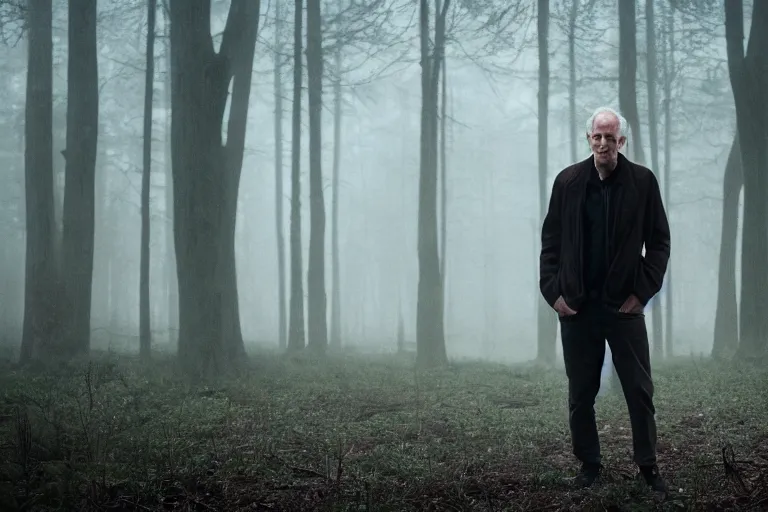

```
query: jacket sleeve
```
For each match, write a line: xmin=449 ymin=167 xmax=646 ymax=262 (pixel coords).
xmin=539 ymin=177 xmax=562 ymax=308
xmin=634 ymin=172 xmax=671 ymax=306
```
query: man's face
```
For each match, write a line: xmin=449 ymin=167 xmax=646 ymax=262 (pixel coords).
xmin=587 ymin=113 xmax=626 ymax=168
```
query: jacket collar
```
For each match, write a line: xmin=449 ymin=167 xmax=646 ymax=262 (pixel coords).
xmin=578 ymin=152 xmax=631 ymax=181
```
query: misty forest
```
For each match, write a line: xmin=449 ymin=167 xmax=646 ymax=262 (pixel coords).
xmin=0 ymin=0 xmax=767 ymax=509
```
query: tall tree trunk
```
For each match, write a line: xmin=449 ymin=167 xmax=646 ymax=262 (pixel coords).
xmin=568 ymin=0 xmax=578 ymax=163
xmin=645 ymin=0 xmax=663 ymax=360
xmin=439 ymin=53 xmax=447 ymax=296
xmin=613 ymin=0 xmax=646 ymax=392
xmin=274 ymin=0 xmax=287 ymax=350
xmin=170 ymin=0 xmax=259 ymax=376
xmin=618 ymin=0 xmax=643 ymax=159
xmin=218 ymin=0 xmax=259 ymax=363
xmin=725 ymin=0 xmax=768 ymax=359
xmin=329 ymin=25 xmax=342 ymax=349
xmin=140 ymin=0 xmax=157 ymax=361
xmin=92 ymin=155 xmax=109 ymax=331
xmin=108 ymin=194 xmax=120 ymax=335
xmin=61 ymin=0 xmax=99 ymax=357
xmin=306 ymin=0 xmax=327 ymax=352
xmin=712 ymin=137 xmax=742 ymax=358
xmin=20 ymin=0 xmax=55 ymax=364
xmin=288 ymin=0 xmax=306 ymax=351
xmin=163 ymin=8 xmax=178 ymax=343
xmin=170 ymin=1 xmax=221 ymax=374
xmin=52 ymin=165 xmax=64 ymax=278
xmin=536 ymin=0 xmax=556 ymax=365
xmin=663 ymin=3 xmax=674 ymax=358
xmin=416 ymin=0 xmax=448 ymax=367
xmin=619 ymin=2 xmax=663 ymax=359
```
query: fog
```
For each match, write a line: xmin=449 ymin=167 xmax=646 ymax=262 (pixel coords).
xmin=0 ymin=0 xmax=740 ymax=362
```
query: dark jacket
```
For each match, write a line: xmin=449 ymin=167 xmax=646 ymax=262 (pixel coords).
xmin=539 ymin=152 xmax=671 ymax=311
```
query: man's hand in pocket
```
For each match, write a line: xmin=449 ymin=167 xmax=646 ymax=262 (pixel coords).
xmin=554 ymin=296 xmax=578 ymax=317
xmin=619 ymin=294 xmax=643 ymax=314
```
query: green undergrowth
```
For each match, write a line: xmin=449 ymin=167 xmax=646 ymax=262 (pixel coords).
xmin=0 ymin=347 xmax=766 ymax=511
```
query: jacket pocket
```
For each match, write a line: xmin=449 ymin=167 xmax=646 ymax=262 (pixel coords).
xmin=558 ymin=312 xmax=580 ymax=322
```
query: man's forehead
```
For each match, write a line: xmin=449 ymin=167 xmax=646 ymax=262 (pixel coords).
xmin=592 ymin=115 xmax=620 ymax=132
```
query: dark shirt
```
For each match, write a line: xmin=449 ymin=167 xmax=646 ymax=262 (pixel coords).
xmin=582 ymin=163 xmax=619 ymax=300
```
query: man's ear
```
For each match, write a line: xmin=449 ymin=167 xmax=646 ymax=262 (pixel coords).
xmin=618 ymin=136 xmax=627 ymax=149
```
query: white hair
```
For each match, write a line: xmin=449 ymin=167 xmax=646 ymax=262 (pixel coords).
xmin=585 ymin=106 xmax=628 ymax=138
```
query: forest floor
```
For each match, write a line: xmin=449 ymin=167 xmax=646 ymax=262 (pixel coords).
xmin=0 ymin=346 xmax=767 ymax=511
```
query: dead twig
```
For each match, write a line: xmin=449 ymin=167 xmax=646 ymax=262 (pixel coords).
xmin=722 ymin=444 xmax=750 ymax=494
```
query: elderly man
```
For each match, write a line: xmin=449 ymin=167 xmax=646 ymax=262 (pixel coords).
xmin=539 ymin=107 xmax=671 ymax=492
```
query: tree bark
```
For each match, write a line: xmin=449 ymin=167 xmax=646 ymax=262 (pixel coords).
xmin=662 ymin=2 xmax=674 ymax=358
xmin=645 ymin=0 xmax=664 ymax=361
xmin=140 ymin=0 xmax=157 ymax=362
xmin=329 ymin=18 xmax=342 ymax=349
xmin=439 ymin=52 xmax=447 ymax=297
xmin=416 ymin=0 xmax=449 ymax=368
xmin=218 ymin=0 xmax=259 ymax=363
xmin=567 ymin=0 xmax=578 ymax=163
xmin=20 ymin=0 xmax=56 ymax=364
xmin=170 ymin=0 xmax=259 ymax=376
xmin=536 ymin=0 xmax=557 ymax=365
xmin=274 ymin=0 xmax=287 ymax=350
xmin=712 ymin=137 xmax=742 ymax=358
xmin=61 ymin=0 xmax=99 ymax=357
xmin=306 ymin=0 xmax=328 ymax=352
xmin=163 ymin=10 xmax=178 ymax=343
xmin=288 ymin=0 xmax=306 ymax=351
xmin=619 ymin=0 xmax=665 ymax=359
xmin=618 ymin=0 xmax=643 ymax=160
xmin=92 ymin=154 xmax=109 ymax=331
xmin=724 ymin=0 xmax=768 ymax=359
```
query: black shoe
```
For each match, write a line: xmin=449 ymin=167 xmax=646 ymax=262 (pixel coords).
xmin=572 ymin=462 xmax=602 ymax=488
xmin=639 ymin=464 xmax=669 ymax=493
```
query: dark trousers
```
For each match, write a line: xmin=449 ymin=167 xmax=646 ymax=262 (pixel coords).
xmin=559 ymin=301 xmax=657 ymax=467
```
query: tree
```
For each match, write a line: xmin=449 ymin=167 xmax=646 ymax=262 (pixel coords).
xmin=20 ymin=0 xmax=56 ymax=364
xmin=169 ymin=0 xmax=260 ymax=375
xmin=61 ymin=0 xmax=99 ymax=357
xmin=712 ymin=137 xmax=741 ymax=358
xmin=329 ymin=2 xmax=343 ymax=349
xmin=645 ymin=0 xmax=663 ymax=360
xmin=439 ymin=49 xmax=447 ymax=302
xmin=273 ymin=0 xmax=287 ymax=350
xmin=724 ymin=0 xmax=768 ymax=359
xmin=162 ymin=4 xmax=178 ymax=344
xmin=139 ymin=0 xmax=157 ymax=362
xmin=566 ymin=0 xmax=579 ymax=163
xmin=306 ymin=0 xmax=328 ymax=352
xmin=288 ymin=0 xmax=306 ymax=351
xmin=536 ymin=0 xmax=556 ymax=365
xmin=416 ymin=0 xmax=449 ymax=367
xmin=618 ymin=0 xmax=644 ymax=196
xmin=618 ymin=2 xmax=666 ymax=363
xmin=661 ymin=0 xmax=674 ymax=358
xmin=550 ymin=0 xmax=609 ymax=148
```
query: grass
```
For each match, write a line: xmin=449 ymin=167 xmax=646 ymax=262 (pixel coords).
xmin=0 ymin=346 xmax=767 ymax=511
